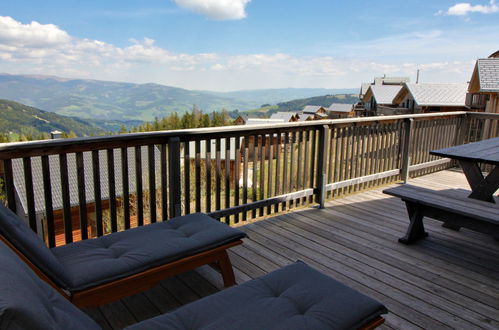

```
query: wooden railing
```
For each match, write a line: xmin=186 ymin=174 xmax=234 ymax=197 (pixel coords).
xmin=0 ymin=112 xmax=498 ymax=247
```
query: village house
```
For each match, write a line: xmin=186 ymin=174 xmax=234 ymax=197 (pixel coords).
xmin=327 ymin=103 xmax=355 ymax=118
xmin=362 ymin=84 xmax=405 ymax=116
xmin=467 ymin=51 xmax=499 ymax=114
xmin=269 ymin=111 xmax=299 ymax=122
xmin=393 ymin=83 xmax=468 ymax=113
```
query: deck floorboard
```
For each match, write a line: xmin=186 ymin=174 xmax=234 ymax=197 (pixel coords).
xmin=84 ymin=169 xmax=499 ymax=329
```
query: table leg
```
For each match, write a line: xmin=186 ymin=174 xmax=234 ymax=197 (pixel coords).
xmin=459 ymin=160 xmax=498 ymax=203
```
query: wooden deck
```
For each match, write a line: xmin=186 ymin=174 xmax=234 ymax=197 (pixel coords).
xmin=84 ymin=169 xmax=499 ymax=330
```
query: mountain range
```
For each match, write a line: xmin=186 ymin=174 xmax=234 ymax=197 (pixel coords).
xmin=0 ymin=74 xmax=357 ymax=121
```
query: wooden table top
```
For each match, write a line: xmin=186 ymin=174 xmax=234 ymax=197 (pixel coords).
xmin=430 ymin=137 xmax=499 ymax=165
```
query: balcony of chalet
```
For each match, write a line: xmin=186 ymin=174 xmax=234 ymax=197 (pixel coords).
xmin=0 ymin=111 xmax=498 ymax=329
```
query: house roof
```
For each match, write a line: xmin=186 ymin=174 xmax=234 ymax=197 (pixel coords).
xmin=328 ymin=103 xmax=354 ymax=112
xmin=12 ymin=147 xmax=160 ymax=215
xmin=301 ymin=105 xmax=324 ymax=114
xmin=297 ymin=114 xmax=314 ymax=121
xmin=476 ymin=59 xmax=499 ymax=92
xmin=364 ymin=85 xmax=403 ymax=105
xmin=395 ymin=83 xmax=468 ymax=107
xmin=270 ymin=112 xmax=296 ymax=122
xmin=246 ymin=118 xmax=286 ymax=125
xmin=360 ymin=83 xmax=371 ymax=97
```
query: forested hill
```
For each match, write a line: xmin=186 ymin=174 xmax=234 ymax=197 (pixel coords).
xmin=243 ymin=94 xmax=359 ymax=117
xmin=0 ymin=99 xmax=103 ymax=140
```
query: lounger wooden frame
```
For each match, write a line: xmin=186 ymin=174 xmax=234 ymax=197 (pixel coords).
xmin=0 ymin=234 xmax=242 ymax=308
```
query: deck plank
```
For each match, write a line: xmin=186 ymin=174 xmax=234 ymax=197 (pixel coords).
xmin=86 ymin=169 xmax=499 ymax=330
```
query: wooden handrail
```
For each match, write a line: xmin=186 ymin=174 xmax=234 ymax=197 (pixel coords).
xmin=1 ymin=111 xmax=497 ymax=247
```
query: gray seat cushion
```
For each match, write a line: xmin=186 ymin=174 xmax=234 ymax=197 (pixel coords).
xmin=52 ymin=213 xmax=247 ymax=291
xmin=0 ymin=241 xmax=99 ymax=330
xmin=126 ymin=261 xmax=388 ymax=330
xmin=0 ymin=203 xmax=71 ymax=288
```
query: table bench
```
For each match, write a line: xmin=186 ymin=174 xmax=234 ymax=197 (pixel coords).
xmin=383 ymin=184 xmax=499 ymax=244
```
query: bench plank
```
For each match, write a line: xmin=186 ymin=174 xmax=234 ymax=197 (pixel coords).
xmin=383 ymin=184 xmax=499 ymax=244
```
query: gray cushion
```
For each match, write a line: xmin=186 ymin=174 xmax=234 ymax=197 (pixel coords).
xmin=0 ymin=241 xmax=99 ymax=330
xmin=52 ymin=213 xmax=247 ymax=291
xmin=0 ymin=203 xmax=71 ymax=288
xmin=126 ymin=261 xmax=388 ymax=330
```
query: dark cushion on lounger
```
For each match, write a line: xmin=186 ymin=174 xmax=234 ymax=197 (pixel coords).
xmin=52 ymin=213 xmax=247 ymax=291
xmin=0 ymin=241 xmax=99 ymax=330
xmin=126 ymin=261 xmax=388 ymax=330
xmin=0 ymin=203 xmax=71 ymax=288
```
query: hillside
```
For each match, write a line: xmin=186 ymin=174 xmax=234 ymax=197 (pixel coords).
xmin=0 ymin=74 xmax=255 ymax=121
xmin=242 ymin=94 xmax=359 ymax=117
xmin=0 ymin=74 xmax=357 ymax=122
xmin=0 ymin=99 xmax=104 ymax=139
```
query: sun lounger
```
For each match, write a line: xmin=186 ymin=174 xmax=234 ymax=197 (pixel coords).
xmin=0 ymin=240 xmax=388 ymax=330
xmin=0 ymin=203 xmax=246 ymax=307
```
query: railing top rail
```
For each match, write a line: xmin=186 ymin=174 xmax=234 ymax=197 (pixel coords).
xmin=0 ymin=111 xmax=471 ymax=159
xmin=467 ymin=112 xmax=499 ymax=120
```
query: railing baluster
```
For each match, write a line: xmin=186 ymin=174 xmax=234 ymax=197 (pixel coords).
xmin=309 ymin=128 xmax=317 ymax=204
xmin=251 ymin=134 xmax=258 ymax=218
xmin=288 ymin=131 xmax=295 ymax=208
xmin=59 ymin=153 xmax=72 ymax=243
xmin=296 ymin=131 xmax=303 ymax=206
xmin=205 ymin=139 xmax=212 ymax=213
xmin=302 ymin=130 xmax=309 ymax=205
xmin=160 ymin=144 xmax=168 ymax=221
xmin=281 ymin=132 xmax=289 ymax=210
xmin=3 ymin=159 xmax=16 ymax=213
xmin=147 ymin=145 xmax=156 ymax=224
xmin=266 ymin=132 xmax=273 ymax=214
xmin=184 ymin=141 xmax=191 ymax=215
xmin=121 ymin=148 xmax=130 ymax=229
xmin=224 ymin=137 xmax=230 ymax=224
xmin=22 ymin=157 xmax=36 ymax=232
xmin=242 ymin=136 xmax=249 ymax=220
xmin=107 ymin=149 xmax=117 ymax=231
xmin=258 ymin=134 xmax=265 ymax=216
xmin=92 ymin=150 xmax=103 ymax=236
xmin=168 ymin=137 xmax=181 ymax=218
xmin=233 ymin=136 xmax=241 ymax=223
xmin=274 ymin=131 xmax=281 ymax=213
xmin=41 ymin=155 xmax=55 ymax=247
xmin=215 ymin=138 xmax=222 ymax=213
xmin=134 ymin=146 xmax=144 ymax=227
xmin=195 ymin=140 xmax=201 ymax=213
xmin=76 ymin=152 xmax=88 ymax=240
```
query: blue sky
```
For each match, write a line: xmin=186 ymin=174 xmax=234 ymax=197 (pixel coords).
xmin=0 ymin=0 xmax=498 ymax=91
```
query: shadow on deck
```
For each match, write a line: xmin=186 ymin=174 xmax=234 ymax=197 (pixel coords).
xmin=85 ymin=169 xmax=499 ymax=330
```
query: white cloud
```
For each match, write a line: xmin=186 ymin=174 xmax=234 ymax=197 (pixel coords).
xmin=172 ymin=0 xmax=250 ymax=20
xmin=0 ymin=16 xmax=487 ymax=91
xmin=439 ymin=0 xmax=499 ymax=16
xmin=0 ymin=16 xmax=71 ymax=47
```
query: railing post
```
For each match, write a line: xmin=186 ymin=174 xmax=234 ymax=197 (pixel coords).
xmin=2 ymin=159 xmax=16 ymax=213
xmin=456 ymin=113 xmax=470 ymax=145
xmin=400 ymin=118 xmax=413 ymax=183
xmin=315 ymin=125 xmax=329 ymax=208
xmin=168 ymin=137 xmax=182 ymax=218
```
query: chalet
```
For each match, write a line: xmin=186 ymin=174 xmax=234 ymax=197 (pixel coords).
xmin=11 ymin=147 xmax=160 ymax=245
xmin=393 ymin=83 xmax=468 ymax=113
xmin=467 ymin=52 xmax=499 ymax=114
xmin=362 ymin=85 xmax=404 ymax=116
xmin=234 ymin=114 xmax=248 ymax=125
xmin=327 ymin=103 xmax=355 ymax=118
xmin=269 ymin=112 xmax=299 ymax=122
xmin=359 ymin=76 xmax=410 ymax=116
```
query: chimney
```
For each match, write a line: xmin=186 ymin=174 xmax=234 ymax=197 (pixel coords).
xmin=50 ymin=130 xmax=63 ymax=139
xmin=416 ymin=69 xmax=420 ymax=84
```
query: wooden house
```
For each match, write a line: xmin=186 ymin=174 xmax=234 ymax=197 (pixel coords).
xmin=393 ymin=83 xmax=468 ymax=113
xmin=269 ymin=112 xmax=299 ymax=122
xmin=327 ymin=103 xmax=355 ymax=118
xmin=467 ymin=53 xmax=499 ymax=114
xmin=362 ymin=85 xmax=405 ymax=116
xmin=234 ymin=114 xmax=248 ymax=125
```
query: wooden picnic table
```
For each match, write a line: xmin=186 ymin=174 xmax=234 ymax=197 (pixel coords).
xmin=430 ymin=137 xmax=499 ymax=203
